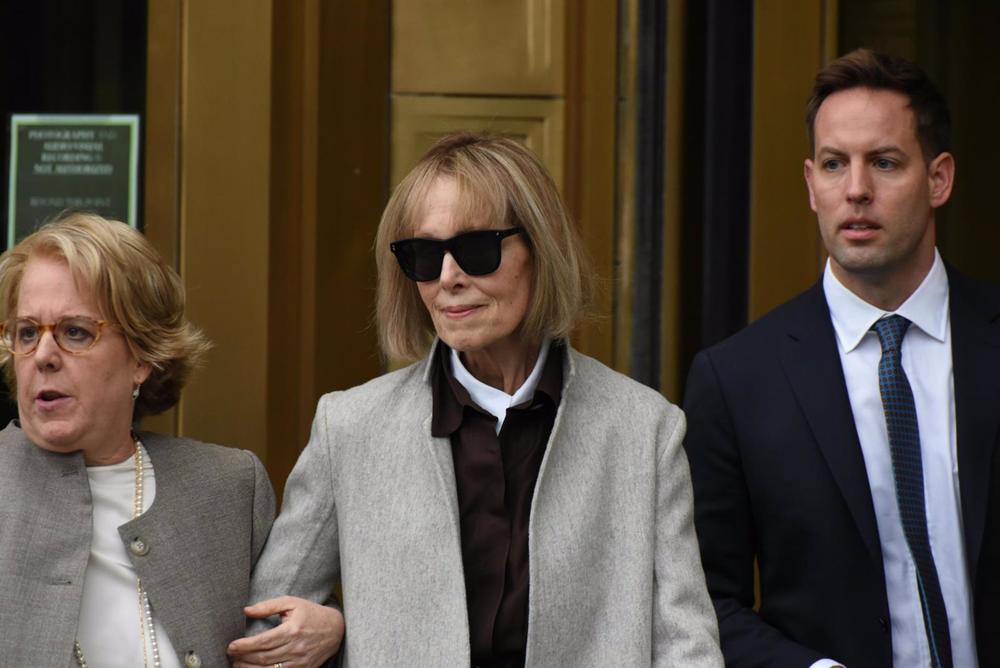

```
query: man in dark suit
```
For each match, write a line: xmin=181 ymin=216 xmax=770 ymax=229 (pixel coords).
xmin=683 ymin=49 xmax=1000 ymax=667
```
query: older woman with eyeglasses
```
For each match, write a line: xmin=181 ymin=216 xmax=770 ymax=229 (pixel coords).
xmin=231 ymin=133 xmax=722 ymax=667
xmin=0 ymin=213 xmax=276 ymax=667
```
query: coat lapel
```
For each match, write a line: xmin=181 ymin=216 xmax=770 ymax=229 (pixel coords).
xmin=948 ymin=270 xmax=1000 ymax=584
xmin=777 ymin=282 xmax=883 ymax=566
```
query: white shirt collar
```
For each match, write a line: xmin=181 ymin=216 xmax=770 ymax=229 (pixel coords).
xmin=450 ymin=340 xmax=551 ymax=433
xmin=824 ymin=248 xmax=949 ymax=353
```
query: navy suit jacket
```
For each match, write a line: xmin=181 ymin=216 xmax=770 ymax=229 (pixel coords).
xmin=683 ymin=268 xmax=1000 ymax=667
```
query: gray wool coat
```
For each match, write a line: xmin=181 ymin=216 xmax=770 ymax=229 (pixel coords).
xmin=0 ymin=425 xmax=275 ymax=667
xmin=249 ymin=345 xmax=722 ymax=667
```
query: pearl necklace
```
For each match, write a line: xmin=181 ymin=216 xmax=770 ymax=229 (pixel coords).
xmin=74 ymin=440 xmax=161 ymax=668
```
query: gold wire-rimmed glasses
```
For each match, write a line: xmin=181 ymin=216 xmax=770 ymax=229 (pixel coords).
xmin=0 ymin=316 xmax=114 ymax=356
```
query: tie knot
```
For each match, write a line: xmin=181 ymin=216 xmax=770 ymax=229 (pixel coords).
xmin=871 ymin=314 xmax=911 ymax=353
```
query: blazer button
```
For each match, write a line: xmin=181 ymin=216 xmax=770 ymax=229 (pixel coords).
xmin=184 ymin=651 xmax=202 ymax=668
xmin=878 ymin=616 xmax=889 ymax=633
xmin=129 ymin=537 xmax=150 ymax=556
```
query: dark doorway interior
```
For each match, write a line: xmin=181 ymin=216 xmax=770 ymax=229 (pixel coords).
xmin=0 ymin=0 xmax=147 ymax=424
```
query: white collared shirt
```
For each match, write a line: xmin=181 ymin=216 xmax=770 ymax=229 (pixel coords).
xmin=450 ymin=340 xmax=550 ymax=434
xmin=818 ymin=249 xmax=976 ymax=668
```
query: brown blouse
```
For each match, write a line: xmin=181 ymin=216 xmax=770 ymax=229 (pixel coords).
xmin=431 ymin=342 xmax=563 ymax=668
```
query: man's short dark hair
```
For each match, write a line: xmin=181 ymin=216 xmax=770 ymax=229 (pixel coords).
xmin=805 ymin=48 xmax=951 ymax=162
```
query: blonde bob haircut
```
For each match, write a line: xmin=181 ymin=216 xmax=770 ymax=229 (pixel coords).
xmin=0 ymin=212 xmax=211 ymax=418
xmin=375 ymin=132 xmax=593 ymax=361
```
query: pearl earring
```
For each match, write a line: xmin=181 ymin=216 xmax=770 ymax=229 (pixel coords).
xmin=132 ymin=384 xmax=141 ymax=401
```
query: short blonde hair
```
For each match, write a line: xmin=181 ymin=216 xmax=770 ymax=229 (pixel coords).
xmin=0 ymin=212 xmax=211 ymax=418
xmin=375 ymin=133 xmax=593 ymax=361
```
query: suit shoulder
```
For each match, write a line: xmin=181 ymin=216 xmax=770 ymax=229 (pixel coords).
xmin=0 ymin=423 xmax=28 ymax=452
xmin=0 ymin=425 xmax=36 ymax=481
xmin=949 ymin=266 xmax=1000 ymax=309
xmin=140 ymin=432 xmax=262 ymax=478
xmin=697 ymin=284 xmax=820 ymax=363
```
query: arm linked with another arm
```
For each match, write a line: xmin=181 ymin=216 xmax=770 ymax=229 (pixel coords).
xmin=232 ymin=395 xmax=345 ymax=667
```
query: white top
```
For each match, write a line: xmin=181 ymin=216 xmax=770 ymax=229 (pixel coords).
xmin=77 ymin=444 xmax=181 ymax=668
xmin=815 ymin=249 xmax=977 ymax=668
xmin=450 ymin=340 xmax=551 ymax=433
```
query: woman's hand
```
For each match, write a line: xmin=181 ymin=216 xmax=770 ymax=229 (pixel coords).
xmin=228 ymin=596 xmax=345 ymax=668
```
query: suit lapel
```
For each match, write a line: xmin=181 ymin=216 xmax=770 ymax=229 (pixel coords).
xmin=777 ymin=282 xmax=883 ymax=566
xmin=949 ymin=270 xmax=1000 ymax=584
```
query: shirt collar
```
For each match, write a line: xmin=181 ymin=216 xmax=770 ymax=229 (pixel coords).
xmin=431 ymin=340 xmax=562 ymax=437
xmin=533 ymin=342 xmax=563 ymax=404
xmin=430 ymin=343 xmax=467 ymax=438
xmin=824 ymin=248 xmax=949 ymax=353
xmin=450 ymin=340 xmax=551 ymax=428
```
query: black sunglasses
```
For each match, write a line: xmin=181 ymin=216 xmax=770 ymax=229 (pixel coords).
xmin=390 ymin=228 xmax=525 ymax=282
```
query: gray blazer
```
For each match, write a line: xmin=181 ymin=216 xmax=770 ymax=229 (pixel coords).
xmin=0 ymin=424 xmax=275 ymax=667
xmin=250 ymin=345 xmax=722 ymax=666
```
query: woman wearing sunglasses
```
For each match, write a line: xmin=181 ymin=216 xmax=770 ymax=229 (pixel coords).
xmin=233 ymin=133 xmax=722 ymax=667
xmin=0 ymin=213 xmax=276 ymax=667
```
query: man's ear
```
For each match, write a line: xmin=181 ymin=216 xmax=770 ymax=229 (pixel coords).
xmin=928 ymin=151 xmax=955 ymax=209
xmin=804 ymin=159 xmax=818 ymax=212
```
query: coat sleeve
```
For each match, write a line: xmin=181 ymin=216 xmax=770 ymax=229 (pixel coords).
xmin=248 ymin=449 xmax=277 ymax=565
xmin=652 ymin=404 xmax=724 ymax=667
xmin=683 ymin=350 xmax=824 ymax=666
xmin=247 ymin=393 xmax=342 ymax=634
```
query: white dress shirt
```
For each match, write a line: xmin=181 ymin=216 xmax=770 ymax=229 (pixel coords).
xmin=814 ymin=249 xmax=977 ymax=668
xmin=450 ymin=339 xmax=550 ymax=433
xmin=77 ymin=444 xmax=181 ymax=668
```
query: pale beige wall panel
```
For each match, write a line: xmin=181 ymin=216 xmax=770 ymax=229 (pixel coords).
xmin=391 ymin=95 xmax=564 ymax=188
xmin=177 ymin=1 xmax=272 ymax=459
xmin=393 ymin=0 xmax=564 ymax=95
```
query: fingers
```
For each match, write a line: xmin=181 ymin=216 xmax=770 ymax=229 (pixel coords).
xmin=228 ymin=626 xmax=285 ymax=655
xmin=244 ymin=595 xmax=300 ymax=619
xmin=232 ymin=661 xmax=296 ymax=668
xmin=230 ymin=597 xmax=342 ymax=668
xmin=230 ymin=644 xmax=291 ymax=665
